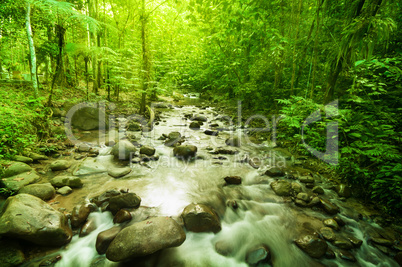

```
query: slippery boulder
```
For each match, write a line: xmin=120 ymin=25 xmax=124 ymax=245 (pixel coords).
xmin=106 ymin=217 xmax=186 ymax=261
xmin=108 ymin=193 xmax=141 ymax=214
xmin=181 ymin=203 xmax=221 ymax=233
xmin=0 ymin=194 xmax=72 ymax=246
xmin=51 ymin=175 xmax=83 ymax=188
xmin=1 ymin=171 xmax=40 ymax=192
xmin=270 ymin=180 xmax=292 ymax=196
xmin=294 ymin=235 xmax=328 ymax=259
xmin=173 ymin=145 xmax=197 ymax=160
xmin=111 ymin=140 xmax=137 ymax=161
xmin=18 ymin=183 xmax=55 ymax=201
xmin=71 ymin=204 xmax=94 ymax=228
xmin=3 ymin=162 xmax=32 ymax=178
xmin=96 ymin=225 xmax=124 ymax=255
xmin=71 ymin=106 xmax=109 ymax=131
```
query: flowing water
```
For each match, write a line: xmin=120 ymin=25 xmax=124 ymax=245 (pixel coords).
xmin=37 ymin=100 xmax=398 ymax=267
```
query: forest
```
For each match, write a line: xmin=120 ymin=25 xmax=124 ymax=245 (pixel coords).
xmin=0 ymin=0 xmax=401 ymax=266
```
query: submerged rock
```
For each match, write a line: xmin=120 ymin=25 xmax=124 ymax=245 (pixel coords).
xmin=0 ymin=194 xmax=72 ymax=246
xmin=57 ymin=186 xmax=72 ymax=195
xmin=18 ymin=183 xmax=55 ymax=201
xmin=270 ymin=180 xmax=292 ymax=196
xmin=173 ymin=145 xmax=197 ymax=160
xmin=111 ymin=140 xmax=137 ymax=161
xmin=294 ymin=235 xmax=328 ymax=259
xmin=182 ymin=203 xmax=221 ymax=233
xmin=106 ymin=217 xmax=186 ymax=261
xmin=246 ymin=245 xmax=271 ymax=265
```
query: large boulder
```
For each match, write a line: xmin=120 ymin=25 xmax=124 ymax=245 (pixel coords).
xmin=0 ymin=194 xmax=72 ymax=246
xmin=173 ymin=145 xmax=197 ymax=160
xmin=51 ymin=175 xmax=83 ymax=188
xmin=270 ymin=180 xmax=292 ymax=196
xmin=181 ymin=203 xmax=221 ymax=233
xmin=294 ymin=235 xmax=328 ymax=259
xmin=108 ymin=193 xmax=141 ymax=214
xmin=71 ymin=204 xmax=93 ymax=228
xmin=96 ymin=225 xmax=124 ymax=255
xmin=18 ymin=183 xmax=55 ymax=200
xmin=111 ymin=140 xmax=137 ymax=161
xmin=3 ymin=162 xmax=32 ymax=178
xmin=71 ymin=106 xmax=109 ymax=131
xmin=106 ymin=217 xmax=186 ymax=261
xmin=1 ymin=171 xmax=40 ymax=192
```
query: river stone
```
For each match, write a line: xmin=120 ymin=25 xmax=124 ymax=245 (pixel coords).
xmin=370 ymin=237 xmax=393 ymax=247
xmin=173 ymin=145 xmax=197 ymax=160
xmin=18 ymin=183 xmax=55 ymax=200
xmin=126 ymin=121 xmax=141 ymax=131
xmin=308 ymin=197 xmax=321 ymax=207
xmin=295 ymin=235 xmax=328 ymax=259
xmin=111 ymin=140 xmax=137 ymax=161
xmin=51 ymin=175 xmax=83 ymax=188
xmin=139 ymin=145 xmax=156 ymax=156
xmin=299 ymin=176 xmax=315 ymax=183
xmin=57 ymin=186 xmax=72 ymax=195
xmin=270 ymin=180 xmax=292 ymax=196
xmin=265 ymin=167 xmax=285 ymax=177
xmin=79 ymin=218 xmax=97 ymax=237
xmin=108 ymin=193 xmax=141 ymax=214
xmin=77 ymin=143 xmax=91 ymax=152
xmin=71 ymin=204 xmax=93 ymax=228
xmin=71 ymin=106 xmax=109 ymax=131
xmin=108 ymin=167 xmax=132 ymax=178
xmin=346 ymin=235 xmax=363 ymax=247
xmin=49 ymin=160 xmax=72 ymax=171
xmin=13 ymin=155 xmax=33 ymax=163
xmin=0 ymin=194 xmax=72 ymax=246
xmin=225 ymin=136 xmax=241 ymax=147
xmin=224 ymin=176 xmax=242 ymax=185
xmin=190 ymin=115 xmax=208 ymax=122
xmin=96 ymin=226 xmax=124 ymax=255
xmin=91 ymin=189 xmax=121 ymax=207
xmin=295 ymin=199 xmax=308 ymax=207
xmin=72 ymin=157 xmax=107 ymax=176
xmin=336 ymin=184 xmax=351 ymax=198
xmin=106 ymin=217 xmax=186 ymax=261
xmin=0 ymin=240 xmax=25 ymax=267
xmin=338 ymin=250 xmax=356 ymax=262
xmin=204 ymin=129 xmax=219 ymax=136
xmin=334 ymin=236 xmax=354 ymax=249
xmin=333 ymin=216 xmax=346 ymax=227
xmin=312 ymin=186 xmax=324 ymax=194
xmin=215 ymin=240 xmax=234 ymax=256
xmin=246 ymin=245 xmax=271 ymax=265
xmin=182 ymin=203 xmax=221 ymax=233
xmin=297 ymin=193 xmax=309 ymax=202
xmin=291 ymin=182 xmax=302 ymax=194
xmin=189 ymin=122 xmax=201 ymax=129
xmin=323 ymin=219 xmax=340 ymax=231
xmin=319 ymin=198 xmax=340 ymax=215
xmin=394 ymin=252 xmax=402 ymax=266
xmin=325 ymin=248 xmax=336 ymax=259
xmin=320 ymin=227 xmax=336 ymax=241
xmin=28 ymin=152 xmax=48 ymax=161
xmin=3 ymin=162 xmax=32 ymax=178
xmin=113 ymin=209 xmax=132 ymax=223
xmin=1 ymin=171 xmax=40 ymax=192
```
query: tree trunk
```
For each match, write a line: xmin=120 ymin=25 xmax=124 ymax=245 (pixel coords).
xmin=290 ymin=0 xmax=303 ymax=95
xmin=25 ymin=1 xmax=39 ymax=98
xmin=139 ymin=0 xmax=149 ymax=114
xmin=310 ymin=0 xmax=321 ymax=99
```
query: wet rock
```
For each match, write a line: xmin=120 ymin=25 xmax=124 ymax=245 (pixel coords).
xmin=164 ymin=132 xmax=182 ymax=147
xmin=57 ymin=186 xmax=72 ymax=195
xmin=106 ymin=217 xmax=186 ymax=261
xmin=297 ymin=193 xmax=309 ymax=202
xmin=224 ymin=176 xmax=242 ymax=185
xmin=126 ymin=121 xmax=141 ymax=131
xmin=270 ymin=180 xmax=292 ymax=196
xmin=373 ymin=243 xmax=391 ymax=255
xmin=370 ymin=237 xmax=393 ymax=247
xmin=394 ymin=252 xmax=402 ymax=266
xmin=2 ymin=171 xmax=40 ymax=192
xmin=140 ymin=145 xmax=155 ymax=156
xmin=108 ymin=167 xmax=132 ymax=178
xmin=246 ymin=245 xmax=271 ymax=265
xmin=319 ymin=198 xmax=339 ymax=215
xmin=308 ymin=197 xmax=321 ymax=207
xmin=0 ymin=194 xmax=72 ymax=246
xmin=49 ymin=160 xmax=72 ymax=171
xmin=38 ymin=254 xmax=62 ymax=266
xmin=51 ymin=175 xmax=83 ymax=188
xmin=295 ymin=199 xmax=308 ymax=207
xmin=18 ymin=183 xmax=55 ymax=201
xmin=333 ymin=216 xmax=346 ymax=227
xmin=346 ymin=235 xmax=363 ymax=247
xmin=265 ymin=167 xmax=285 ymax=177
xmin=71 ymin=204 xmax=93 ymax=228
xmin=336 ymin=184 xmax=351 ymax=198
xmin=226 ymin=200 xmax=238 ymax=209
xmin=225 ymin=136 xmax=241 ymax=147
xmin=0 ymin=240 xmax=25 ymax=267
xmin=173 ymin=145 xmax=197 ymax=160
xmin=189 ymin=122 xmax=201 ymax=129
xmin=323 ymin=219 xmax=340 ymax=231
xmin=182 ymin=203 xmax=221 ymax=233
xmin=91 ymin=190 xmax=121 ymax=207
xmin=111 ymin=140 xmax=137 ymax=161
xmin=291 ymin=182 xmax=302 ymax=194
xmin=325 ymin=248 xmax=336 ymax=259
xmin=215 ymin=240 xmax=234 ymax=256
xmin=299 ymin=176 xmax=315 ymax=183
xmin=320 ymin=227 xmax=336 ymax=242
xmin=71 ymin=106 xmax=109 ymax=131
xmin=3 ymin=162 xmax=32 ymax=178
xmin=77 ymin=143 xmax=91 ymax=152
xmin=96 ymin=225 xmax=124 ymax=255
xmin=312 ymin=186 xmax=324 ymax=194
xmin=190 ymin=114 xmax=208 ymax=122
xmin=294 ymin=235 xmax=328 ymax=258
xmin=79 ymin=218 xmax=97 ymax=237
xmin=216 ymin=148 xmax=239 ymax=155
xmin=204 ymin=129 xmax=219 ymax=136
xmin=13 ymin=155 xmax=33 ymax=163
xmin=28 ymin=152 xmax=48 ymax=161
xmin=113 ymin=210 xmax=132 ymax=224
xmin=333 ymin=236 xmax=354 ymax=249
xmin=108 ymin=193 xmax=141 ymax=214
xmin=105 ymin=140 xmax=115 ymax=147
xmin=338 ymin=250 xmax=356 ymax=262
